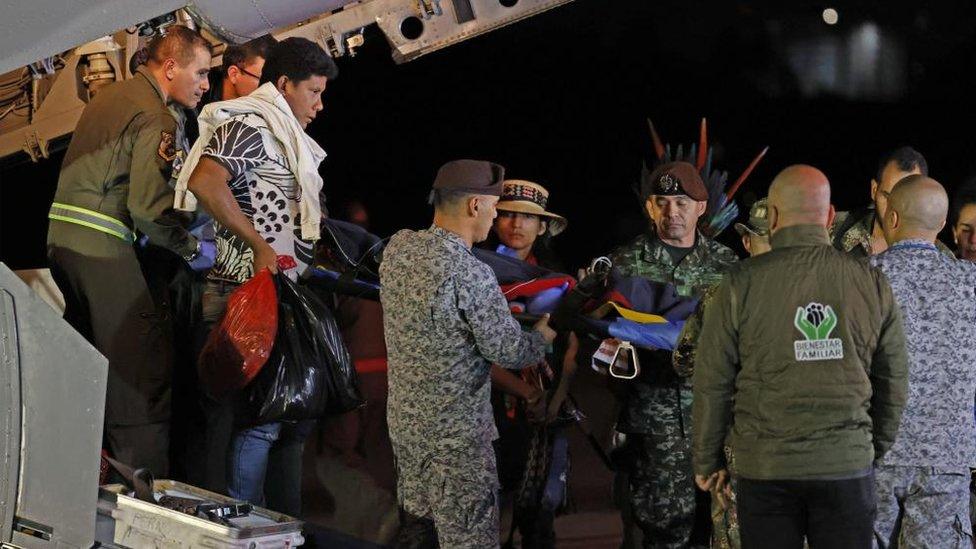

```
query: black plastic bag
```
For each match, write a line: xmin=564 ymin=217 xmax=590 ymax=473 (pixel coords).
xmin=247 ymin=273 xmax=363 ymax=423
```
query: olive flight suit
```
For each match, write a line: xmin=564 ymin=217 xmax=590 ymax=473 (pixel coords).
xmin=47 ymin=66 xmax=198 ymax=476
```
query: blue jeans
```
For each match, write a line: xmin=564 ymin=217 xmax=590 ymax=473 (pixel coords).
xmin=226 ymin=420 xmax=316 ymax=512
xmin=227 ymin=422 xmax=282 ymax=505
xmin=209 ymin=280 xmax=314 ymax=513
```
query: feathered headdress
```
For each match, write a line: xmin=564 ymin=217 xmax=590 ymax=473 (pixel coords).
xmin=639 ymin=118 xmax=768 ymax=238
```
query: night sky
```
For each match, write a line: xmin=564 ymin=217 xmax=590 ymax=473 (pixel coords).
xmin=4 ymin=0 xmax=976 ymax=270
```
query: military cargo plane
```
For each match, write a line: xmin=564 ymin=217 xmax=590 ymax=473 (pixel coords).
xmin=0 ymin=1 xmax=573 ymax=547
xmin=0 ymin=0 xmax=573 ymax=162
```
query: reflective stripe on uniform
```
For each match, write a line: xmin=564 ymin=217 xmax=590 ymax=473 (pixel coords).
xmin=48 ymin=202 xmax=135 ymax=242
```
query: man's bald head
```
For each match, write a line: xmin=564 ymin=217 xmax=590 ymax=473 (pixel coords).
xmin=767 ymin=165 xmax=835 ymax=232
xmin=881 ymin=175 xmax=948 ymax=244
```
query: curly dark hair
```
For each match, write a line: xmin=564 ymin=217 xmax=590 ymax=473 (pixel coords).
xmin=260 ymin=37 xmax=338 ymax=86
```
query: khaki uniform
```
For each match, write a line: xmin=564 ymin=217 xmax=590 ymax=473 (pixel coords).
xmin=47 ymin=66 xmax=197 ymax=475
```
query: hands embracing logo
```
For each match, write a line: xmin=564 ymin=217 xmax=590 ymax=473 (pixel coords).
xmin=793 ymin=302 xmax=844 ymax=361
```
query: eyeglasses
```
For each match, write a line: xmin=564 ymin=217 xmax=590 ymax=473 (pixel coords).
xmin=235 ymin=66 xmax=260 ymax=80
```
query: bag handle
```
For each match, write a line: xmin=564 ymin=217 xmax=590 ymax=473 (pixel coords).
xmin=103 ymin=454 xmax=155 ymax=503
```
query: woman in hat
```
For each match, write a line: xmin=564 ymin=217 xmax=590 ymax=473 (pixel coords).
xmin=489 ymin=179 xmax=568 ymax=270
xmin=485 ymin=179 xmax=577 ymax=548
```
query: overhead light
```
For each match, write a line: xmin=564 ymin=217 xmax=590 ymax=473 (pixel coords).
xmin=822 ymin=8 xmax=839 ymax=25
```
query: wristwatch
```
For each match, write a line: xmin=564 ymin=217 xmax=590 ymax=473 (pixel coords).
xmin=183 ymin=239 xmax=202 ymax=263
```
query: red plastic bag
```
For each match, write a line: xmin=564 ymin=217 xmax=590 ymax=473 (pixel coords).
xmin=198 ymin=269 xmax=278 ymax=397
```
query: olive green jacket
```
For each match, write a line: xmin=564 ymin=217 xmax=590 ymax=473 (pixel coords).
xmin=48 ymin=66 xmax=196 ymax=257
xmin=692 ymin=224 xmax=909 ymax=480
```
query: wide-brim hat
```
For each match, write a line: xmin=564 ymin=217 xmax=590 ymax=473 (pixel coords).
xmin=495 ymin=179 xmax=568 ymax=236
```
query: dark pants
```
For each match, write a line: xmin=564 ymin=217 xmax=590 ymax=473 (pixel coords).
xmin=396 ymin=510 xmax=439 ymax=549
xmin=137 ymin=244 xmax=207 ymax=485
xmin=104 ymin=422 xmax=170 ymax=477
xmin=737 ymin=474 xmax=876 ymax=549
xmin=510 ymin=508 xmax=556 ymax=549
xmin=189 ymin=281 xmax=238 ymax=495
xmin=493 ymin=390 xmax=557 ymax=549
xmin=49 ymin=231 xmax=173 ymax=476
xmin=194 ymin=394 xmax=235 ymax=494
xmin=265 ymin=419 xmax=316 ymax=516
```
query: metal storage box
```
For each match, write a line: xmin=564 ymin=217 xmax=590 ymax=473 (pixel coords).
xmin=97 ymin=480 xmax=304 ymax=548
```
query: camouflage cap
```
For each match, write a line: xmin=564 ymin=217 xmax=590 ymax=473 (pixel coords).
xmin=734 ymin=197 xmax=770 ymax=236
xmin=643 ymin=161 xmax=708 ymax=202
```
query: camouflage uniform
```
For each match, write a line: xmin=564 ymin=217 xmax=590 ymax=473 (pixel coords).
xmin=609 ymin=231 xmax=737 ymax=549
xmin=710 ymin=447 xmax=740 ymax=549
xmin=380 ymin=225 xmax=547 ymax=548
xmin=673 ymin=198 xmax=770 ymax=548
xmin=870 ymin=240 xmax=976 ymax=548
xmin=672 ymin=285 xmax=716 ymax=379
xmin=830 ymin=207 xmax=954 ymax=257
xmin=829 ymin=208 xmax=876 ymax=257
xmin=673 ymin=287 xmax=741 ymax=549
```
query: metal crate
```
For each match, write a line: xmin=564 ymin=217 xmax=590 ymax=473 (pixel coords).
xmin=96 ymin=481 xmax=304 ymax=548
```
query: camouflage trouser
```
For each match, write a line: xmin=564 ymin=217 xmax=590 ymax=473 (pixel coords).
xmin=393 ymin=439 xmax=500 ymax=549
xmin=873 ymin=465 xmax=973 ymax=549
xmin=710 ymin=446 xmax=740 ymax=549
xmin=629 ymin=432 xmax=696 ymax=549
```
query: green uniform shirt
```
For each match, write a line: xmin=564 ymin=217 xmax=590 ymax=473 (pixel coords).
xmin=608 ymin=230 xmax=738 ymax=434
xmin=48 ymin=66 xmax=196 ymax=257
xmin=830 ymin=207 xmax=954 ymax=258
xmin=610 ymin=231 xmax=737 ymax=298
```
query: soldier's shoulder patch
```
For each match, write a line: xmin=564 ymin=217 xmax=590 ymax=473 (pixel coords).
xmin=158 ymin=130 xmax=176 ymax=162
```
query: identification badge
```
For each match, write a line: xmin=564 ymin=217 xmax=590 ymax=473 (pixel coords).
xmin=591 ymin=338 xmax=620 ymax=375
